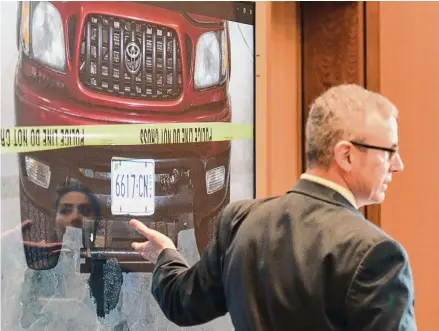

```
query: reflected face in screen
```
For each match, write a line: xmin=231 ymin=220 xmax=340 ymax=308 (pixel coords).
xmin=55 ymin=191 xmax=95 ymax=233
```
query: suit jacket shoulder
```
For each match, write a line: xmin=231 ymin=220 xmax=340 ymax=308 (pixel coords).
xmin=215 ymin=197 xmax=276 ymax=254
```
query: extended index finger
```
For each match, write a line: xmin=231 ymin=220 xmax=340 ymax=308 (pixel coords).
xmin=129 ymin=219 xmax=160 ymax=241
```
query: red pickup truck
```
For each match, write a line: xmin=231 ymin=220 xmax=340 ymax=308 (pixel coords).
xmin=15 ymin=1 xmax=232 ymax=272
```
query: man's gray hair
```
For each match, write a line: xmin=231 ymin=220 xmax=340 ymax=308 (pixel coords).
xmin=305 ymin=84 xmax=398 ymax=169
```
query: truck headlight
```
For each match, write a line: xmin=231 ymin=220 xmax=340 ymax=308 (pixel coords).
xmin=31 ymin=2 xmax=66 ymax=72
xmin=205 ymin=166 xmax=225 ymax=194
xmin=194 ymin=29 xmax=228 ymax=89
xmin=19 ymin=1 xmax=31 ymax=55
xmin=25 ymin=156 xmax=51 ymax=189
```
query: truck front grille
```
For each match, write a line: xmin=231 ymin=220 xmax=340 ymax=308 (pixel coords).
xmin=79 ymin=14 xmax=183 ymax=100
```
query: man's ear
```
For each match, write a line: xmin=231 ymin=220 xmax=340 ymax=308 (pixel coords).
xmin=333 ymin=141 xmax=353 ymax=172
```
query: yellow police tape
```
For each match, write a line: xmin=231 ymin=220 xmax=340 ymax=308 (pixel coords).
xmin=0 ymin=123 xmax=253 ymax=154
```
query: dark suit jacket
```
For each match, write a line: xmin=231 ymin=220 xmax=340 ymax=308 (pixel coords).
xmin=150 ymin=178 xmax=417 ymax=331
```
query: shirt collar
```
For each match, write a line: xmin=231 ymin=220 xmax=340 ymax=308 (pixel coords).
xmin=300 ymin=173 xmax=359 ymax=209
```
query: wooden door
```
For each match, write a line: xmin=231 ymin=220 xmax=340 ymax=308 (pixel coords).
xmin=300 ymin=1 xmax=381 ymax=226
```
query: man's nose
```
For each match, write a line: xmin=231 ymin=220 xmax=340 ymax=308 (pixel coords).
xmin=391 ymin=152 xmax=404 ymax=172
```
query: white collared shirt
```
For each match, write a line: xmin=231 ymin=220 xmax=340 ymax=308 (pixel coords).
xmin=300 ymin=173 xmax=359 ymax=209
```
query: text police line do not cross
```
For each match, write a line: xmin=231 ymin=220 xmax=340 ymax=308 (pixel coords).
xmin=0 ymin=128 xmax=85 ymax=148
xmin=0 ymin=122 xmax=253 ymax=154
xmin=140 ymin=127 xmax=213 ymax=145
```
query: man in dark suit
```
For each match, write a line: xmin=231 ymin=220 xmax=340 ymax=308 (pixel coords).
xmin=129 ymin=84 xmax=417 ymax=330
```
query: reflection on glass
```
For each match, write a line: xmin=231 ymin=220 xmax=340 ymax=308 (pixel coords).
xmin=18 ymin=180 xmax=114 ymax=329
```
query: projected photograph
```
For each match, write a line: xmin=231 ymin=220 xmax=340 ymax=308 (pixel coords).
xmin=1 ymin=1 xmax=255 ymax=330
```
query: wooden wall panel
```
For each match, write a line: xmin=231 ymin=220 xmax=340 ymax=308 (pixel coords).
xmin=378 ymin=3 xmax=439 ymax=327
xmin=363 ymin=1 xmax=381 ymax=226
xmin=255 ymin=2 xmax=302 ymax=198
xmin=255 ymin=2 xmax=270 ymax=198
xmin=255 ymin=2 xmax=382 ymax=224
xmin=301 ymin=1 xmax=365 ymax=125
xmin=300 ymin=1 xmax=381 ymax=224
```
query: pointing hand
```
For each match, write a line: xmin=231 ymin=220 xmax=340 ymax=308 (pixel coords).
xmin=129 ymin=219 xmax=176 ymax=264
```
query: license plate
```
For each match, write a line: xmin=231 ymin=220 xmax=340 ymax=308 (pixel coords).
xmin=110 ymin=157 xmax=155 ymax=216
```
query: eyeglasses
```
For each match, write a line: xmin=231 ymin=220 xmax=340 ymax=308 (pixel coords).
xmin=57 ymin=203 xmax=93 ymax=217
xmin=350 ymin=141 xmax=398 ymax=159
